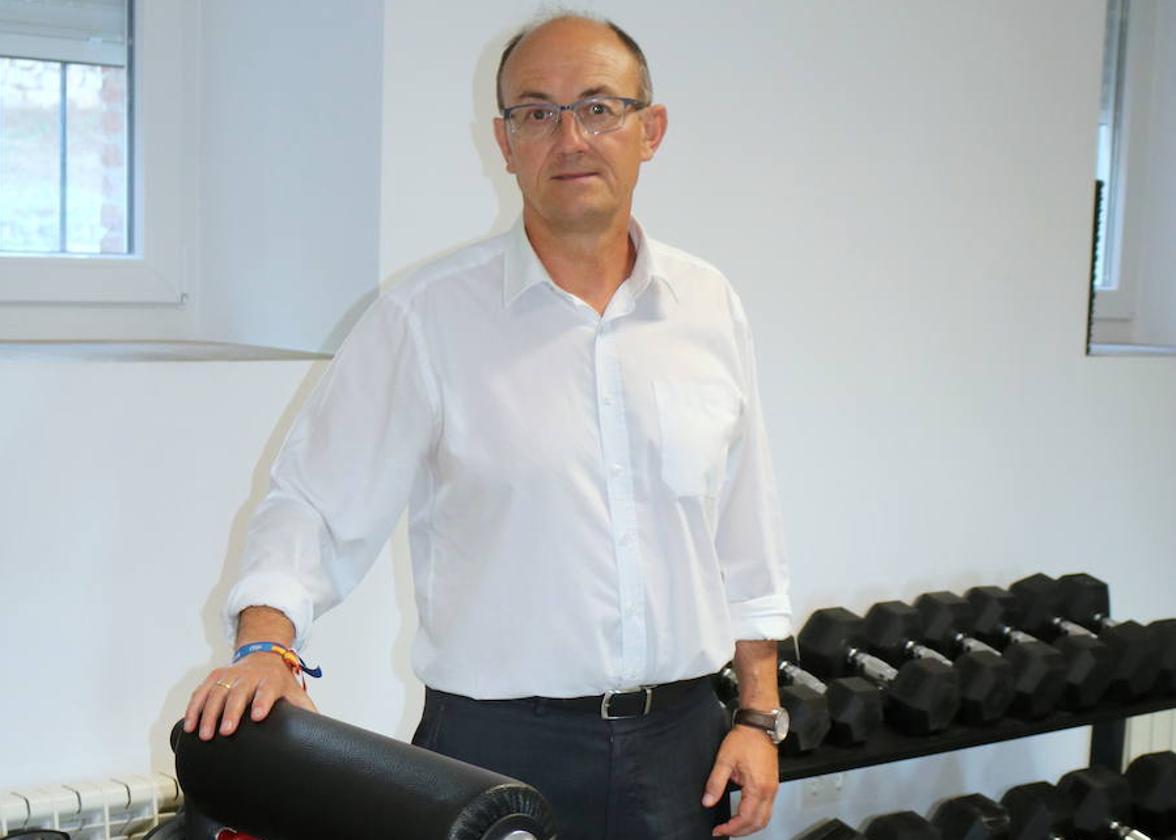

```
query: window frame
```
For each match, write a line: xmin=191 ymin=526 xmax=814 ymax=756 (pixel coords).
xmin=0 ymin=0 xmax=192 ymax=306
xmin=1091 ymin=0 xmax=1136 ymax=324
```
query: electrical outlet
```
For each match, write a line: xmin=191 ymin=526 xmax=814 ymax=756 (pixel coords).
xmin=802 ymin=773 xmax=844 ymax=806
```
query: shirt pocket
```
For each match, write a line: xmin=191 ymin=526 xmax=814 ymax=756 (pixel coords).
xmin=652 ymin=379 xmax=743 ymax=498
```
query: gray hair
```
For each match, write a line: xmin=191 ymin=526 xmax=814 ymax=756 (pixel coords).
xmin=495 ymin=10 xmax=654 ymax=112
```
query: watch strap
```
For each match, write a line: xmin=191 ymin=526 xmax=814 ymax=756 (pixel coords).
xmin=732 ymin=707 xmax=786 ymax=744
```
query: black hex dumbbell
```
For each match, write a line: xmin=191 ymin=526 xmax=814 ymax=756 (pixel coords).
xmin=931 ymin=793 xmax=1013 ymax=840
xmin=917 ymin=591 xmax=1067 ymax=719
xmin=1007 ymin=575 xmax=1122 ymax=708
xmin=713 ymin=660 xmax=830 ymax=755
xmin=1001 ymin=781 xmax=1073 ymax=840
xmin=966 ymin=585 xmax=1113 ymax=710
xmin=1126 ymin=752 xmax=1176 ymax=839
xmin=866 ymin=600 xmax=1015 ymax=726
xmin=1150 ymin=620 xmax=1176 ymax=696
xmin=779 ymin=637 xmax=884 ymax=746
xmin=798 ymin=607 xmax=961 ymax=735
xmin=1058 ymin=766 xmax=1154 ymax=840
xmin=796 ymin=820 xmax=867 ymax=840
xmin=1055 ymin=573 xmax=1160 ymax=700
xmin=867 ymin=812 xmax=944 ymax=840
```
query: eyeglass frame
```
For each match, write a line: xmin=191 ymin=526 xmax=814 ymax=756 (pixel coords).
xmin=500 ymin=95 xmax=649 ymax=139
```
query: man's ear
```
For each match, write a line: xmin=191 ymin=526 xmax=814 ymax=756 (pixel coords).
xmin=639 ymin=104 xmax=668 ymax=162
xmin=493 ymin=118 xmax=517 ymax=174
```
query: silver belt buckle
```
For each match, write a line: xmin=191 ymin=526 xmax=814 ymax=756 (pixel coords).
xmin=600 ymin=686 xmax=654 ymax=719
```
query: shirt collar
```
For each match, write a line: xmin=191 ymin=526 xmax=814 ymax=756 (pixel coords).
xmin=502 ymin=215 xmax=676 ymax=308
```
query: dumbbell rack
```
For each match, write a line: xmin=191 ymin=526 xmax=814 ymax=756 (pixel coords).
xmin=776 ymin=692 xmax=1176 ymax=782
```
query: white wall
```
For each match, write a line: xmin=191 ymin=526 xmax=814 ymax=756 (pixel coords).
xmin=195 ymin=0 xmax=385 ymax=352
xmin=3 ymin=2 xmax=1176 ymax=838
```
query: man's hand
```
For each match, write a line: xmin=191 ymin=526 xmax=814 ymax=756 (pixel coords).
xmin=703 ymin=725 xmax=780 ymax=836
xmin=704 ymin=638 xmax=781 ymax=836
xmin=183 ymin=651 xmax=317 ymax=740
xmin=182 ymin=606 xmax=317 ymax=740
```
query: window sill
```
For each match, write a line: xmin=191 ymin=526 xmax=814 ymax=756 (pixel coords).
xmin=0 ymin=340 xmax=332 ymax=362
xmin=1087 ymin=342 xmax=1176 ymax=357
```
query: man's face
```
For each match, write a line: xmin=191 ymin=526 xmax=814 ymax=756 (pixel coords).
xmin=493 ymin=19 xmax=667 ymax=234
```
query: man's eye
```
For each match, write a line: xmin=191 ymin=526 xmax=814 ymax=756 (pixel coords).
xmin=527 ymin=108 xmax=555 ymax=121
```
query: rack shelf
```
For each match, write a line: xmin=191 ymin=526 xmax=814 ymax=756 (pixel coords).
xmin=777 ymin=693 xmax=1176 ymax=782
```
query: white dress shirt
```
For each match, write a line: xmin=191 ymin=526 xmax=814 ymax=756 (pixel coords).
xmin=225 ymin=217 xmax=791 ymax=699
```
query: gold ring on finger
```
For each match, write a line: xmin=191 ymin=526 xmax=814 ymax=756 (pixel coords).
xmin=215 ymin=679 xmax=235 ymax=690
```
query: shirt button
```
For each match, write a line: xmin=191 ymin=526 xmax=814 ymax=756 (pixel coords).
xmin=619 ymin=532 xmax=635 ymax=547
xmin=602 ymin=395 xmax=613 ymax=406
xmin=611 ymin=463 xmax=623 ymax=476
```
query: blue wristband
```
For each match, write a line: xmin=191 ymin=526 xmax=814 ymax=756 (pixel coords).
xmin=233 ymin=641 xmax=322 ymax=679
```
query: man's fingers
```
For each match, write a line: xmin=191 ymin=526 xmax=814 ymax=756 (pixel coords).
xmin=219 ymin=678 xmax=256 ymax=735
xmin=734 ymin=776 xmax=777 ymax=835
xmin=198 ymin=676 xmax=233 ymax=740
xmin=701 ymin=759 xmax=734 ymax=808
xmin=250 ymin=678 xmax=276 ymax=721
xmin=183 ymin=675 xmax=216 ymax=733
xmin=251 ymin=672 xmax=315 ymax=719
xmin=715 ymin=793 xmax=757 ymax=837
xmin=713 ymin=789 xmax=771 ymax=837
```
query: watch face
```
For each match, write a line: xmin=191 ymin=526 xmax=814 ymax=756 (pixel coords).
xmin=773 ymin=708 xmax=790 ymax=743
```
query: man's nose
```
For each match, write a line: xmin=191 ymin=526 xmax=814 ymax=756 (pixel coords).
xmin=552 ymin=108 xmax=591 ymax=150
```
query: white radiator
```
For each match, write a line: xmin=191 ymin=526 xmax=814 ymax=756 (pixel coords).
xmin=1124 ymin=709 xmax=1176 ymax=769
xmin=0 ymin=773 xmax=181 ymax=840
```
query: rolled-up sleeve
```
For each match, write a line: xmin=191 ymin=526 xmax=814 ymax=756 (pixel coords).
xmin=715 ymin=288 xmax=792 ymax=641
xmin=223 ymin=293 xmax=440 ymax=650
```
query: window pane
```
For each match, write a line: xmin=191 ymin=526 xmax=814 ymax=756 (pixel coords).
xmin=65 ymin=62 xmax=127 ymax=253
xmin=1093 ymin=0 xmax=1126 ymax=292
xmin=0 ymin=57 xmax=62 ymax=253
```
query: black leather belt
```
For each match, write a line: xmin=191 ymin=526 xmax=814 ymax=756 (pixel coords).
xmin=537 ymin=676 xmax=707 ymax=719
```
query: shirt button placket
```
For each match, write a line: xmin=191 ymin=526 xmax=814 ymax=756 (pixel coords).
xmin=594 ymin=318 xmax=646 ymax=686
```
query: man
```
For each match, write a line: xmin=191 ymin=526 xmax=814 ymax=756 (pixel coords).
xmin=184 ymin=13 xmax=790 ymax=839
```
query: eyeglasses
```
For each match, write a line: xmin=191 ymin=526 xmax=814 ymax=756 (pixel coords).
xmin=501 ymin=96 xmax=647 ymax=141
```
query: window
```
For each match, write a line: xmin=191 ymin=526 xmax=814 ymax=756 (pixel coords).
xmin=0 ymin=0 xmax=189 ymax=311
xmin=0 ymin=0 xmax=130 ymax=256
xmin=1092 ymin=0 xmax=1125 ymax=295
xmin=1089 ymin=0 xmax=1176 ymax=350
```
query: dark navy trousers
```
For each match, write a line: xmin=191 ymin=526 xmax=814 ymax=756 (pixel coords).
xmin=412 ymin=679 xmax=732 ymax=840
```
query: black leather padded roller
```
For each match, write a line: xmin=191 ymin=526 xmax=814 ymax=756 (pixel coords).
xmin=170 ymin=701 xmax=556 ymax=840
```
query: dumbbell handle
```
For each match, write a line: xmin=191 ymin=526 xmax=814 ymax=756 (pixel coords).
xmin=846 ymin=647 xmax=900 ymax=684
xmin=1052 ymin=616 xmax=1099 ymax=638
xmin=999 ymin=625 xmax=1045 ymax=646
xmin=951 ymin=632 xmax=1001 ymax=657
xmin=779 ymin=661 xmax=827 ymax=695
xmin=903 ymin=640 xmax=953 ymax=666
xmin=1108 ymin=820 xmax=1151 ymax=840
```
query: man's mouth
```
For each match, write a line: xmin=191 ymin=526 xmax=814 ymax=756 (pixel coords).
xmin=551 ymin=172 xmax=598 ymax=181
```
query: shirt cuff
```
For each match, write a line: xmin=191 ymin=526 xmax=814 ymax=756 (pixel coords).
xmin=223 ymin=571 xmax=316 ymax=652
xmin=728 ymin=592 xmax=792 ymax=641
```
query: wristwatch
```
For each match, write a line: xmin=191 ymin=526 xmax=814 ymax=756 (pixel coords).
xmin=732 ymin=707 xmax=789 ymax=745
